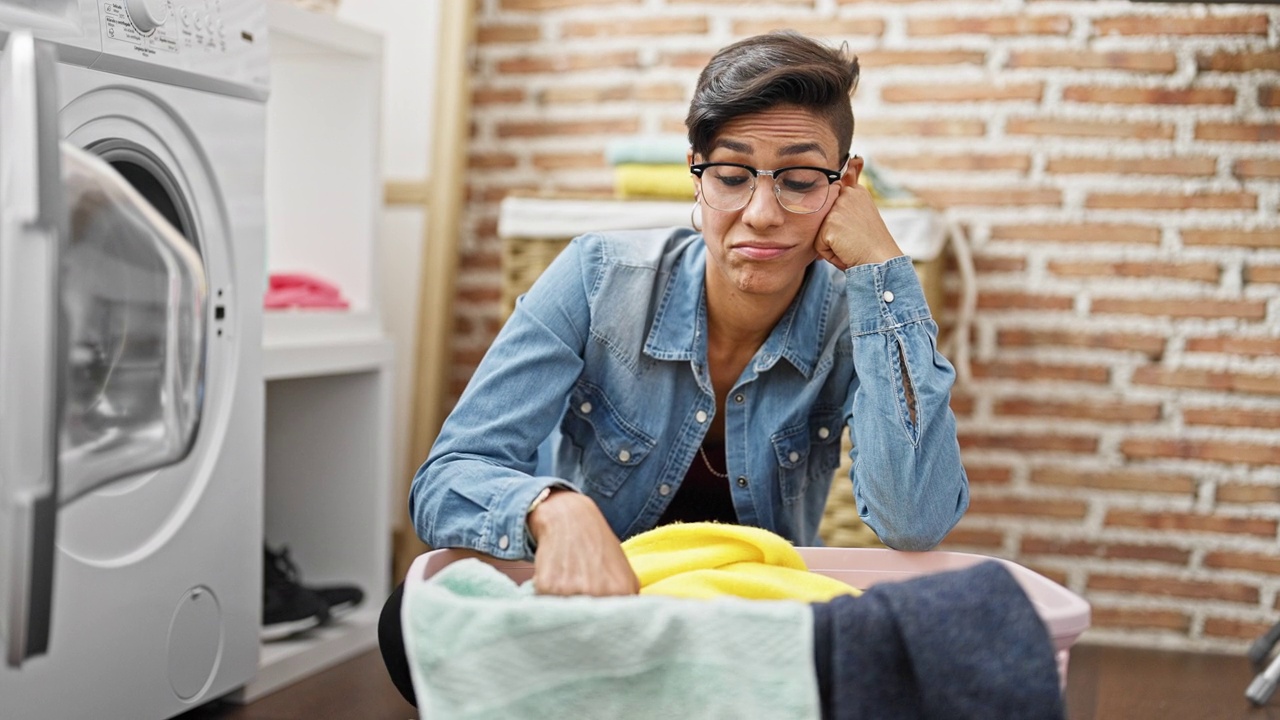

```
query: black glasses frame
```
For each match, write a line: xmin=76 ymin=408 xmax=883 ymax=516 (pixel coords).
xmin=689 ymin=161 xmax=845 ymax=214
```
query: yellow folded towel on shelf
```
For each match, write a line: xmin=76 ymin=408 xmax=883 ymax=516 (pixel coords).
xmin=614 ymin=163 xmax=695 ymax=200
xmin=621 ymin=522 xmax=861 ymax=602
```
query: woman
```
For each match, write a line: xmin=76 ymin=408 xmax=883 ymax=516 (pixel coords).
xmin=381 ymin=30 xmax=969 ymax=701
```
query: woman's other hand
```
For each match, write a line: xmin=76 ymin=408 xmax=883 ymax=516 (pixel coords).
xmin=813 ymin=181 xmax=903 ymax=271
xmin=527 ymin=490 xmax=640 ymax=597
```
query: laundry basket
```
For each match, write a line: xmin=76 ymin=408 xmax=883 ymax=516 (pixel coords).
xmin=406 ymin=546 xmax=1091 ymax=688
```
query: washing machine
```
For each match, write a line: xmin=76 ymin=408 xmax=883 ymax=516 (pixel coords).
xmin=0 ymin=1 xmax=267 ymax=718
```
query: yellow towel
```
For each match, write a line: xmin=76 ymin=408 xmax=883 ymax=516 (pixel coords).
xmin=615 ymin=163 xmax=695 ymax=200
xmin=622 ymin=522 xmax=861 ymax=602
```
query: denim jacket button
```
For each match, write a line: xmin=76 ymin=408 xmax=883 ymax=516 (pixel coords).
xmin=818 ymin=427 xmax=831 ymax=439
xmin=882 ymin=290 xmax=895 ymax=303
xmin=696 ymin=410 xmax=708 ymax=423
xmin=498 ymin=535 xmax=510 ymax=550
xmin=734 ymin=393 xmax=745 ymax=404
xmin=659 ymin=483 xmax=671 ymax=496
xmin=618 ymin=449 xmax=631 ymax=462
xmin=736 ymin=476 xmax=748 ymax=488
xmin=580 ymin=402 xmax=593 ymax=414
xmin=789 ymin=451 xmax=800 ymax=463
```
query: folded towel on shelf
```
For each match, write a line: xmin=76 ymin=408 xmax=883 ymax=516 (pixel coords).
xmin=622 ymin=522 xmax=861 ymax=602
xmin=264 ymin=272 xmax=349 ymax=309
xmin=402 ymin=558 xmax=821 ymax=720
xmin=614 ymin=163 xmax=695 ymax=200
xmin=605 ymin=135 xmax=690 ymax=166
xmin=811 ymin=561 xmax=1066 ymax=720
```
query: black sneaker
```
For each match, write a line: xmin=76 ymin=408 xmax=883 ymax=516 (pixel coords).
xmin=262 ymin=545 xmax=330 ymax=641
xmin=313 ymin=584 xmax=364 ymax=619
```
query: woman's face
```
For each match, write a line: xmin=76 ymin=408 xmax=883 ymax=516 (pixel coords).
xmin=694 ymin=105 xmax=845 ymax=303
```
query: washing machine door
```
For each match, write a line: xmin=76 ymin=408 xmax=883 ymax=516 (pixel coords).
xmin=0 ymin=31 xmax=207 ymax=668
xmin=0 ymin=30 xmax=62 ymax=668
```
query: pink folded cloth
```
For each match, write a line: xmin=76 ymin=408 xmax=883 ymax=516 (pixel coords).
xmin=264 ymin=272 xmax=350 ymax=309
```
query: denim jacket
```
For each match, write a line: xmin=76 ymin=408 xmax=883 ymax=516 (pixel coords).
xmin=410 ymin=227 xmax=968 ymax=560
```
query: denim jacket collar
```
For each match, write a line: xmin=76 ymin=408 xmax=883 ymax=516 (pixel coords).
xmin=643 ymin=237 xmax=831 ymax=380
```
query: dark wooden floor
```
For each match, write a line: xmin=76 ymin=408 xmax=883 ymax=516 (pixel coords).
xmin=180 ymin=642 xmax=1280 ymax=719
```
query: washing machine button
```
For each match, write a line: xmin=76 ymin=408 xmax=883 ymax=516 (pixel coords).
xmin=126 ymin=0 xmax=170 ymax=33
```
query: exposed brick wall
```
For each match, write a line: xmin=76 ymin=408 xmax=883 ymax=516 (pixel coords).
xmin=460 ymin=0 xmax=1280 ymax=653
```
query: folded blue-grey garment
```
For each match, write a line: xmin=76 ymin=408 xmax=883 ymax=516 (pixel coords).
xmin=812 ymin=561 xmax=1065 ymax=720
xmin=605 ymin=135 xmax=690 ymax=166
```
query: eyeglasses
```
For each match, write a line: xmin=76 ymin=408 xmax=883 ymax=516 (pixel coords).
xmin=690 ymin=161 xmax=845 ymax=214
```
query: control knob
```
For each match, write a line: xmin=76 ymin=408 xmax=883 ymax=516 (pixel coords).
xmin=125 ymin=0 xmax=170 ymax=34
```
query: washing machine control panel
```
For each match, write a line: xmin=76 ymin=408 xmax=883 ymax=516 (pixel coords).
xmin=96 ymin=0 xmax=268 ymax=98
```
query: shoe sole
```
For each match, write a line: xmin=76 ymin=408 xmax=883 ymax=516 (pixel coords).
xmin=260 ymin=615 xmax=324 ymax=641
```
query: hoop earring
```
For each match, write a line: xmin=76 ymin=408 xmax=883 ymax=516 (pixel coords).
xmin=690 ymin=196 xmax=703 ymax=232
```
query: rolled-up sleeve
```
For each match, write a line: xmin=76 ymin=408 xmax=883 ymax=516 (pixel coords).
xmin=409 ymin=238 xmax=593 ymax=560
xmin=843 ymin=255 xmax=969 ymax=550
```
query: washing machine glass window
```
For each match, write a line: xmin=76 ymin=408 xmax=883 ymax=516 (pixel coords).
xmin=58 ymin=143 xmax=207 ymax=505
xmin=91 ymin=138 xmax=199 ymax=250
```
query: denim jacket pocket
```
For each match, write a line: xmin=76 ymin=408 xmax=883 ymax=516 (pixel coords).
xmin=771 ymin=408 xmax=844 ymax=504
xmin=563 ymin=381 xmax=655 ymax=497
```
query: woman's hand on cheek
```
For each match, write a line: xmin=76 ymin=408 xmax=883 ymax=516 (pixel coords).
xmin=813 ymin=183 xmax=904 ymax=270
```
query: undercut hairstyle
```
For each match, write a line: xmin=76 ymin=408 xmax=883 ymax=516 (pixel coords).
xmin=685 ymin=31 xmax=860 ymax=162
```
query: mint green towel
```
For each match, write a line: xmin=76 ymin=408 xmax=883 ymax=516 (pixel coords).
xmin=605 ymin=135 xmax=690 ymax=166
xmin=402 ymin=559 xmax=820 ymax=720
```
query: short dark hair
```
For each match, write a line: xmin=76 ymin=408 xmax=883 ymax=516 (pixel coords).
xmin=685 ymin=31 xmax=860 ymax=162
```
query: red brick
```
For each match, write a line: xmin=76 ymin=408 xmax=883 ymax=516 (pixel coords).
xmin=989 ymin=223 xmax=1161 ymax=245
xmin=1021 ymin=536 xmax=1191 ymax=564
xmin=975 ymin=291 xmax=1073 ymax=311
xmin=496 ymin=51 xmax=639 ymax=74
xmin=1197 ymin=51 xmax=1280 ymax=72
xmin=1184 ymin=406 xmax=1280 ymax=430
xmin=1063 ymin=86 xmax=1235 ymax=106
xmin=950 ymin=391 xmax=974 ymax=417
xmin=1087 ymin=573 xmax=1259 ymax=604
xmin=1085 ymin=192 xmax=1256 ymax=210
xmin=996 ymin=328 xmax=1165 ymax=359
xmin=1094 ymin=15 xmax=1269 ymax=36
xmin=1183 ymin=228 xmax=1280 ymax=249
xmin=877 ymin=153 xmax=1030 ymax=172
xmin=1031 ymin=467 xmax=1194 ymax=495
xmin=1120 ymin=437 xmax=1280 ymax=466
xmin=1006 ymin=118 xmax=1173 ymax=140
xmin=541 ymin=83 xmax=685 ymax=104
xmin=1007 ymin=50 xmax=1177 ymax=73
xmin=732 ymin=18 xmax=883 ymax=37
xmin=1045 ymin=156 xmax=1217 ymax=177
xmin=971 ymin=255 xmax=1028 ymax=273
xmin=1090 ymin=607 xmax=1190 ymax=633
xmin=965 ymin=464 xmax=1013 ymax=485
xmin=1105 ymin=509 xmax=1277 ymax=538
xmin=496 ymin=117 xmax=640 ymax=138
xmin=473 ymin=87 xmax=526 ymax=105
xmin=562 ymin=16 xmax=708 ymax=38
xmin=1048 ymin=260 xmax=1219 ymax=283
xmin=915 ymin=188 xmax=1061 ymax=207
xmin=468 ymin=151 xmax=519 ymax=170
xmin=500 ymin=0 xmax=638 ymax=8
xmin=858 ymin=50 xmax=986 ymax=67
xmin=1260 ymin=86 xmax=1280 ymax=108
xmin=657 ymin=50 xmax=714 ymax=69
xmin=855 ymin=118 xmax=986 ymax=137
xmin=1196 ymin=123 xmax=1280 ymax=143
xmin=966 ymin=496 xmax=1089 ymax=519
xmin=1235 ymin=159 xmax=1280 ymax=179
xmin=1025 ymin=563 xmax=1069 ymax=587
xmin=1217 ymin=484 xmax=1280 ymax=504
xmin=996 ymin=398 xmax=1162 ymax=423
xmin=476 ymin=24 xmax=541 ymax=44
xmin=908 ymin=15 xmax=1071 ymax=36
xmin=881 ymin=82 xmax=1043 ymax=103
xmin=1204 ymin=617 xmax=1274 ymax=641
xmin=1096 ymin=296 xmax=1266 ymax=320
xmin=973 ymin=360 xmax=1109 ymax=384
xmin=1131 ymin=367 xmax=1280 ymax=396
xmin=530 ymin=151 xmax=605 ymax=170
xmin=940 ymin=527 xmax=1006 ymax=549
xmin=1185 ymin=336 xmax=1280 ymax=358
xmin=959 ymin=432 xmax=1098 ymax=454
xmin=1204 ymin=551 xmax=1280 ymax=575
xmin=1246 ymin=265 xmax=1280 ymax=284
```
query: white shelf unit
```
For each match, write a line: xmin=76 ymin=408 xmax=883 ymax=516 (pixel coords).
xmin=235 ymin=2 xmax=393 ymax=703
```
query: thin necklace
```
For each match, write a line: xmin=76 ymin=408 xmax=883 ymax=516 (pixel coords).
xmin=698 ymin=445 xmax=729 ymax=479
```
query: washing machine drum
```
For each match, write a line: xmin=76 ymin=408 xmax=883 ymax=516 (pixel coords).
xmin=57 ymin=145 xmax=206 ymax=504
